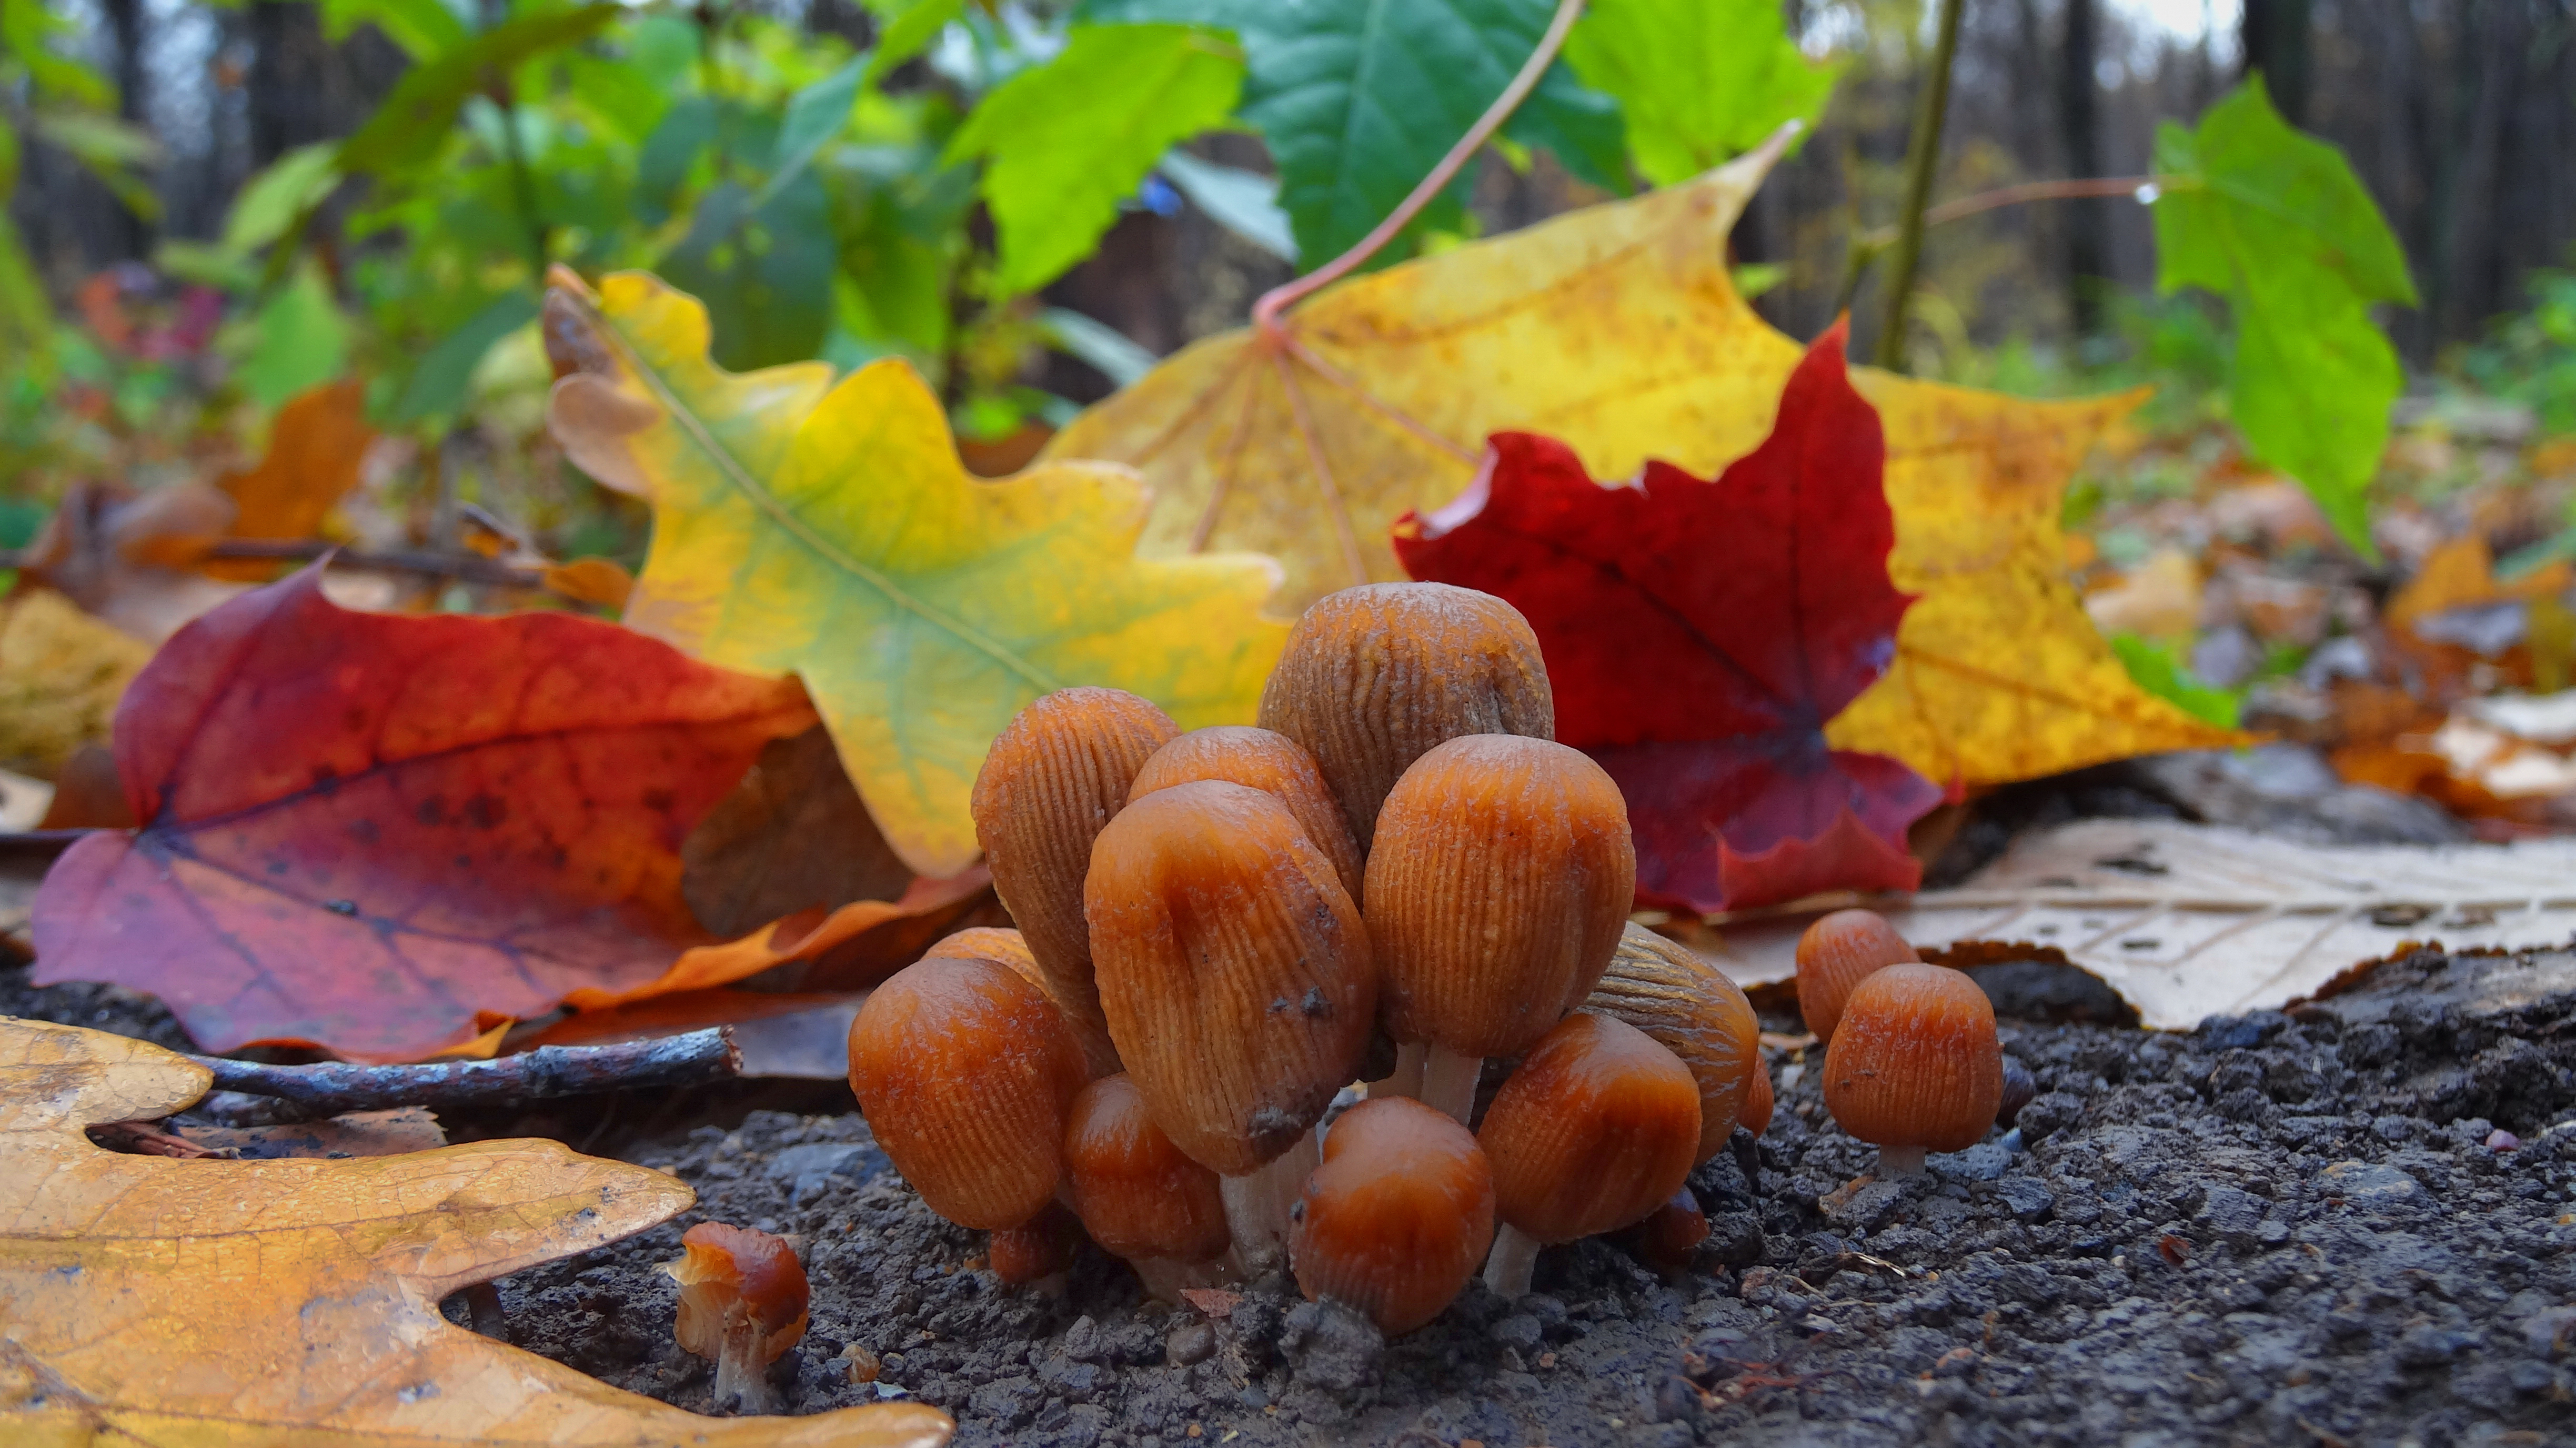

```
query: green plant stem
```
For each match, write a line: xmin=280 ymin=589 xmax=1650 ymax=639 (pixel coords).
xmin=497 ymin=88 xmax=551 ymax=280
xmin=1874 ymin=0 xmax=1967 ymax=373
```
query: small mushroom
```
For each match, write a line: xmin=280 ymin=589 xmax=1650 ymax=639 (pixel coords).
xmin=971 ymin=686 xmax=1180 ymax=1071
xmin=1584 ymin=922 xmax=1760 ymax=1163
xmin=1063 ymin=1073 xmax=1231 ymax=1301
xmin=1821 ymin=962 xmax=2003 ymax=1176
xmin=1287 ymin=1097 xmax=1495 ymax=1336
xmin=1128 ymin=725 xmax=1365 ymax=903
xmin=1085 ymin=779 xmax=1375 ymax=1271
xmin=1740 ymin=1052 xmax=1775 ymax=1138
xmin=1366 ymin=734 xmax=1634 ymax=1122
xmin=1477 ymin=1012 xmax=1699 ymax=1299
xmin=663 ymin=1222 xmax=810 ymax=1414
xmin=1257 ymin=582 xmax=1553 ymax=851
xmin=921 ymin=926 xmax=1119 ymax=1078
xmin=1795 ymin=908 xmax=1920 ymax=1043
xmin=847 ymin=954 xmax=1089 ymax=1229
xmin=1625 ymin=1184 xmax=1710 ymax=1272
xmin=989 ymin=1201 xmax=1085 ymax=1291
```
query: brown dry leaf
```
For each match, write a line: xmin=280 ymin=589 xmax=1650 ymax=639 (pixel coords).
xmin=19 ymin=481 xmax=248 ymax=643
xmin=1046 ymin=141 xmax=2233 ymax=789
xmin=1686 ymin=818 xmax=2576 ymax=1028
xmin=0 ymin=589 xmax=153 ymax=778
xmin=0 ymin=1017 xmax=953 ymax=1445
xmin=2384 ymin=535 xmax=2571 ymax=633
xmin=205 ymin=379 xmax=378 ymax=581
xmin=171 ymin=1107 xmax=450 ymax=1160
xmin=2081 ymin=549 xmax=2202 ymax=641
xmin=542 ymin=556 xmax=637 ymax=611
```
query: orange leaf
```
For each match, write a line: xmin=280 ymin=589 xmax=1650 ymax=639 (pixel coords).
xmin=0 ymin=1017 xmax=953 ymax=1447
xmin=206 ymin=379 xmax=378 ymax=582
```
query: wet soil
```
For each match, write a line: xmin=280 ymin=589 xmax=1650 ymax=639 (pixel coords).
xmin=19 ymin=938 xmax=2570 ymax=1447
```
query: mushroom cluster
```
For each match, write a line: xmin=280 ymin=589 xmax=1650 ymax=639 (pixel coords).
xmin=847 ymin=583 xmax=1767 ymax=1335
xmin=1797 ymin=908 xmax=2004 ymax=1175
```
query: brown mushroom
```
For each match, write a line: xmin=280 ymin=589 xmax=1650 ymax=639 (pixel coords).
xmin=1287 ymin=1097 xmax=1495 ymax=1336
xmin=1584 ymin=922 xmax=1760 ymax=1162
xmin=971 ymin=687 xmax=1180 ymax=1072
xmin=1085 ymin=779 xmax=1375 ymax=1269
xmin=1740 ymin=1051 xmax=1775 ymax=1138
xmin=1795 ymin=908 xmax=1919 ymax=1043
xmin=847 ymin=954 xmax=1089 ymax=1229
xmin=1821 ymin=962 xmax=2002 ymax=1175
xmin=1128 ymin=725 xmax=1365 ymax=903
xmin=1477 ymin=1012 xmax=1699 ymax=1298
xmin=988 ymin=1201 xmax=1085 ymax=1289
xmin=1257 ymin=582 xmax=1553 ymax=851
xmin=1625 ymin=1184 xmax=1711 ymax=1272
xmin=1366 ymin=734 xmax=1634 ymax=1122
xmin=1063 ymin=1073 xmax=1231 ymax=1300
xmin=663 ymin=1222 xmax=810 ymax=1413
xmin=921 ymin=926 xmax=1119 ymax=1077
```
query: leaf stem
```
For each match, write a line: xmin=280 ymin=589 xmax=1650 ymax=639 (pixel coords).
xmin=1874 ymin=0 xmax=1967 ymax=372
xmin=1250 ymin=0 xmax=1587 ymax=345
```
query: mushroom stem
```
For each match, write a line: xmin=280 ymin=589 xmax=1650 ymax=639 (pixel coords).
xmin=1481 ymin=1222 xmax=1544 ymax=1300
xmin=1221 ymin=1129 xmax=1322 ymax=1275
xmin=1129 ymin=1254 xmax=1231 ymax=1303
xmin=1368 ymin=1042 xmax=1428 ymax=1100
xmin=1879 ymin=1144 xmax=1928 ymax=1177
xmin=712 ymin=1319 xmax=780 ymax=1414
xmin=1420 ymin=1044 xmax=1483 ymax=1126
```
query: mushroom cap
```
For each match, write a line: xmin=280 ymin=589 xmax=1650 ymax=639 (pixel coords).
xmin=1628 ymin=1185 xmax=1711 ymax=1271
xmin=1478 ymin=1012 xmax=1700 ymax=1244
xmin=1739 ymin=1051 xmax=1775 ymax=1138
xmin=1820 ymin=962 xmax=2002 ymax=1155
xmin=1289 ymin=1096 xmax=1495 ymax=1336
xmin=989 ymin=1202 xmax=1086 ymax=1285
xmin=667 ymin=1222 xmax=810 ymax=1363
xmin=1063 ymin=1073 xmax=1230 ymax=1264
xmin=1795 ymin=908 xmax=1919 ymax=1043
xmin=1129 ymin=725 xmax=1365 ymax=904
xmin=1257 ymin=582 xmax=1553 ymax=850
xmin=1085 ymin=779 xmax=1375 ymax=1175
xmin=1365 ymin=735 xmax=1635 ymax=1059
xmin=1586 ymin=923 xmax=1760 ymax=1163
xmin=847 ymin=954 xmax=1089 ymax=1229
xmin=971 ymin=686 xmax=1180 ymax=1059
xmin=924 ymin=926 xmax=1120 ymax=1079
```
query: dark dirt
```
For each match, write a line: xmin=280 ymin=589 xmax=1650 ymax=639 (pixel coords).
xmin=11 ymin=907 xmax=2576 ymax=1445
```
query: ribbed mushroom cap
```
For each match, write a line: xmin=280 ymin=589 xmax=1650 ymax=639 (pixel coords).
xmin=1479 ymin=1012 xmax=1700 ymax=1244
xmin=1585 ymin=923 xmax=1759 ymax=1163
xmin=1822 ymin=963 xmax=2001 ymax=1154
xmin=1288 ymin=1097 xmax=1495 ymax=1336
xmin=1063 ymin=1073 xmax=1230 ymax=1264
xmin=1365 ymin=735 xmax=1635 ymax=1059
xmin=1257 ymin=582 xmax=1553 ymax=850
xmin=667 ymin=1222 xmax=810 ymax=1363
xmin=847 ymin=954 xmax=1090 ymax=1229
xmin=1085 ymin=779 xmax=1375 ymax=1175
xmin=924 ymin=926 xmax=1119 ymax=1079
xmin=1129 ymin=726 xmax=1365 ymax=903
xmin=1740 ymin=1053 xmax=1775 ymax=1138
xmin=1795 ymin=908 xmax=1919 ymax=1043
xmin=989 ymin=1202 xmax=1085 ymax=1285
xmin=971 ymin=687 xmax=1180 ymax=1058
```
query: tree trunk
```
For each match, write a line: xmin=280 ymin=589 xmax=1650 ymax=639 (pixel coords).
xmin=2059 ymin=0 xmax=2107 ymax=336
xmin=2240 ymin=0 xmax=2312 ymax=126
xmin=99 ymin=0 xmax=152 ymax=258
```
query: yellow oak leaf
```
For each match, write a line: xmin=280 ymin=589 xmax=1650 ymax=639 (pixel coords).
xmin=542 ymin=269 xmax=1291 ymax=877
xmin=0 ymin=589 xmax=150 ymax=779
xmin=0 ymin=1016 xmax=953 ymax=1446
xmin=1044 ymin=139 xmax=2237 ymax=789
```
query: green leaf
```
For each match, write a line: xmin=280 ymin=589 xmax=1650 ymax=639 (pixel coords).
xmin=221 ymin=143 xmax=341 ymax=255
xmin=2151 ymin=77 xmax=2414 ymax=558
xmin=3 ymin=0 xmax=111 ymax=106
xmin=31 ymin=107 xmax=160 ymax=219
xmin=0 ymin=214 xmax=49 ymax=356
xmin=1561 ymin=0 xmax=1839 ymax=185
xmin=636 ymin=95 xmax=719 ymax=222
xmin=947 ymin=24 xmax=1243 ymax=296
xmin=2109 ymin=634 xmax=2241 ymax=730
xmin=1155 ymin=149 xmax=1297 ymax=261
xmin=337 ymin=5 xmax=619 ymax=179
xmin=391 ymin=289 xmax=541 ymax=422
xmin=865 ymin=0 xmax=967 ymax=82
xmin=235 ymin=263 xmax=351 ymax=407
xmin=763 ymin=55 xmax=867 ymax=199
xmin=1039 ymin=306 xmax=1158 ymax=386
xmin=659 ymin=171 xmax=837 ymax=369
xmin=317 ymin=0 xmax=470 ymax=61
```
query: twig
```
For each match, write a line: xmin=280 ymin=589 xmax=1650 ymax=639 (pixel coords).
xmin=192 ymin=1028 xmax=742 ymax=1119
xmin=0 ymin=539 xmax=559 ymax=591
xmin=0 ymin=830 xmax=89 ymax=862
xmin=1923 ymin=175 xmax=2158 ymax=227
xmin=1874 ymin=0 xmax=1968 ymax=372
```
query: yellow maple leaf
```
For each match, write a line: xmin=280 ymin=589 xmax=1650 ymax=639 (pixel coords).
xmin=543 ymin=269 xmax=1290 ymax=877
xmin=0 ymin=1017 xmax=952 ymax=1446
xmin=1044 ymin=140 xmax=2237 ymax=788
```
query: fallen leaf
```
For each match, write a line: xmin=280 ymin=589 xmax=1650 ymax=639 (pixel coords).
xmin=35 ymin=743 xmax=135 ymax=828
xmin=0 ymin=1017 xmax=953 ymax=1446
xmin=19 ymin=480 xmax=248 ymax=643
xmin=1043 ymin=139 xmax=2235 ymax=790
xmin=1688 ymin=818 xmax=2576 ymax=1028
xmin=1394 ymin=324 xmax=1940 ymax=912
xmin=2081 ymin=548 xmax=2202 ymax=641
xmin=0 ymin=768 xmax=51 ymax=830
xmin=542 ymin=555 xmax=637 ymax=610
xmin=2384 ymin=535 xmax=2569 ymax=633
xmin=544 ymin=268 xmax=1289 ymax=877
xmin=29 ymin=567 xmax=840 ymax=1061
xmin=204 ymin=378 xmax=377 ymax=581
xmin=172 ymin=1107 xmax=450 ymax=1159
xmin=0 ymin=590 xmax=152 ymax=778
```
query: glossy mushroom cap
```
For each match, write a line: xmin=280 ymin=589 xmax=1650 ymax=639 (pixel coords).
xmin=1288 ymin=1097 xmax=1495 ymax=1336
xmin=847 ymin=954 xmax=1089 ymax=1229
xmin=666 ymin=1222 xmax=810 ymax=1411
xmin=1628 ymin=1185 xmax=1711 ymax=1271
xmin=971 ymin=687 xmax=1180 ymax=1062
xmin=1821 ymin=962 xmax=2002 ymax=1158
xmin=989 ymin=1202 xmax=1085 ymax=1286
xmin=1479 ymin=1012 xmax=1700 ymax=1244
xmin=1795 ymin=909 xmax=1920 ymax=1043
xmin=1084 ymin=779 xmax=1375 ymax=1176
xmin=1740 ymin=1052 xmax=1775 ymax=1138
xmin=1063 ymin=1073 xmax=1230 ymax=1264
xmin=923 ymin=926 xmax=1119 ymax=1079
xmin=1585 ymin=923 xmax=1760 ymax=1163
xmin=1366 ymin=735 xmax=1635 ymax=1059
xmin=1257 ymin=582 xmax=1553 ymax=850
xmin=1129 ymin=726 xmax=1365 ymax=903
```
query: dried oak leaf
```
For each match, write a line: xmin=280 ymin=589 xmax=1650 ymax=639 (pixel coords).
xmin=0 ymin=589 xmax=151 ymax=779
xmin=1397 ymin=323 xmax=1941 ymax=912
xmin=543 ymin=267 xmax=1289 ymax=878
xmin=0 ymin=1017 xmax=952 ymax=1446
xmin=19 ymin=480 xmax=247 ymax=645
xmin=1043 ymin=138 xmax=2237 ymax=790
xmin=204 ymin=378 xmax=378 ymax=582
xmin=29 ymin=568 xmax=967 ymax=1062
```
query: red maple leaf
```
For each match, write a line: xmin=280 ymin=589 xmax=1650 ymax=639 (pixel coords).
xmin=1393 ymin=321 xmax=1942 ymax=913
